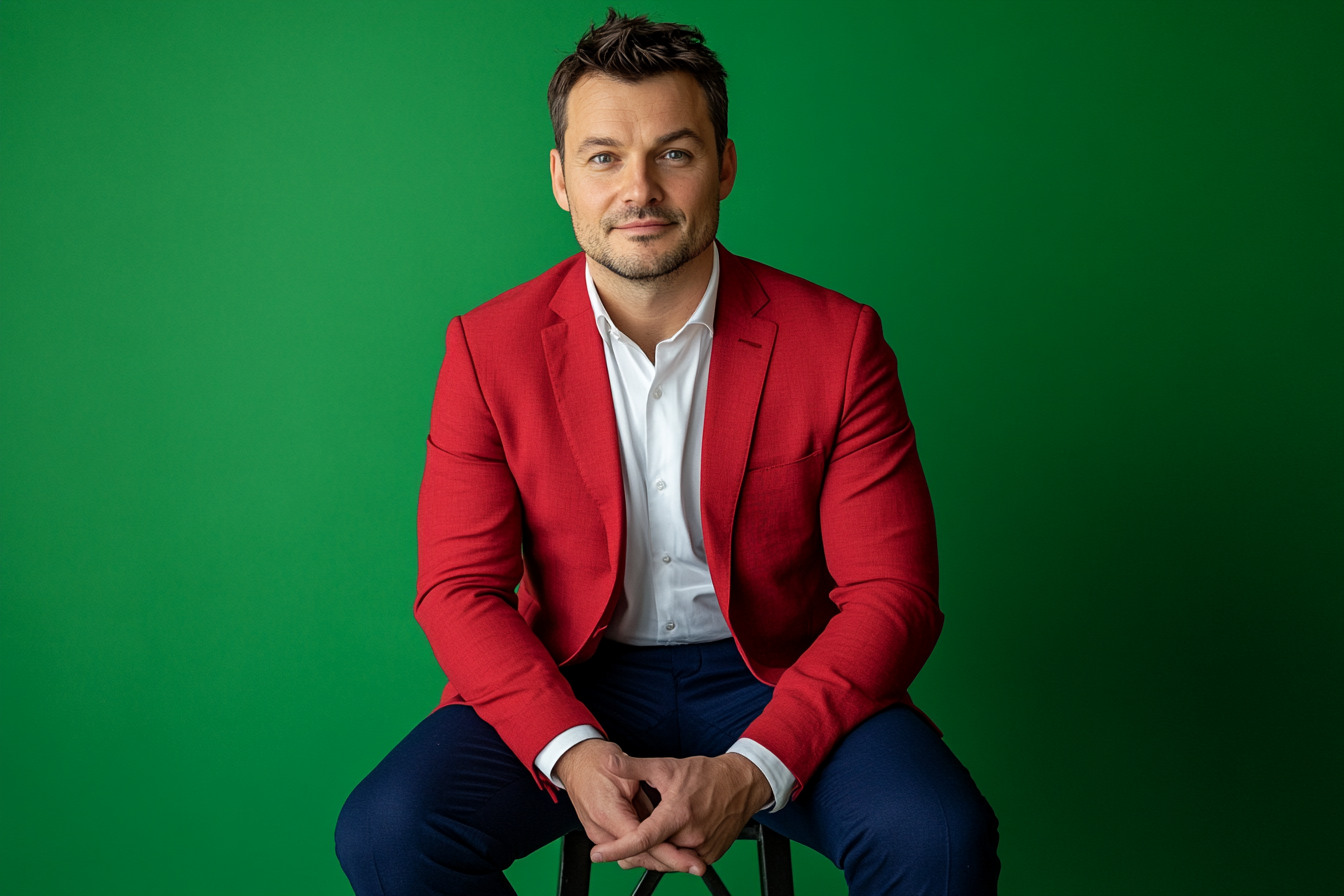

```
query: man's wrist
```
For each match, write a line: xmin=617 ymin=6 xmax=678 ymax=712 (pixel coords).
xmin=551 ymin=737 xmax=611 ymax=790
xmin=725 ymin=738 xmax=796 ymax=813
xmin=536 ymin=725 xmax=605 ymax=789
xmin=721 ymin=752 xmax=774 ymax=814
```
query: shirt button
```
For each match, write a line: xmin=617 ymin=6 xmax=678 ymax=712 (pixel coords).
xmin=665 ymin=622 xmax=676 ymax=631
xmin=652 ymin=387 xmax=663 ymax=399
xmin=661 ymin=554 xmax=671 ymax=564
xmin=655 ymin=479 xmax=666 ymax=491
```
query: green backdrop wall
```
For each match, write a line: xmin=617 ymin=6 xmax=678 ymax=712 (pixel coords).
xmin=2 ymin=1 xmax=1340 ymax=893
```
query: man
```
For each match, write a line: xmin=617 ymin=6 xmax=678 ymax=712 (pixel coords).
xmin=336 ymin=10 xmax=999 ymax=894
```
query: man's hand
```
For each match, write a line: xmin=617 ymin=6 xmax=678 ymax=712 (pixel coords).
xmin=553 ymin=740 xmax=707 ymax=876
xmin=591 ymin=752 xmax=774 ymax=869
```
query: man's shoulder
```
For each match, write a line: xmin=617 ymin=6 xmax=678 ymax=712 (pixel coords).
xmin=727 ymin=250 xmax=868 ymax=329
xmin=456 ymin=252 xmax=586 ymax=333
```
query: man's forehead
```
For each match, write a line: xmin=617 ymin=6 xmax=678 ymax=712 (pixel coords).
xmin=566 ymin=71 xmax=709 ymax=143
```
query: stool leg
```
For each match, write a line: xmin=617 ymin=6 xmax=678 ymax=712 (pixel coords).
xmin=757 ymin=826 xmax=794 ymax=896
xmin=700 ymin=865 xmax=732 ymax=896
xmin=631 ymin=869 xmax=664 ymax=895
xmin=558 ymin=830 xmax=592 ymax=896
xmin=562 ymin=822 xmax=793 ymax=896
xmin=633 ymin=865 xmax=730 ymax=896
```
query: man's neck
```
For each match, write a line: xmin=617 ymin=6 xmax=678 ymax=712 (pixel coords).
xmin=588 ymin=243 xmax=715 ymax=362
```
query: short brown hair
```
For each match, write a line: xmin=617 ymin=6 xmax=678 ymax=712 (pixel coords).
xmin=548 ymin=9 xmax=728 ymax=160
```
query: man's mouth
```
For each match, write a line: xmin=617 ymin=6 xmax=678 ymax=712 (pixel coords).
xmin=612 ymin=220 xmax=674 ymax=233
xmin=608 ymin=208 xmax=680 ymax=237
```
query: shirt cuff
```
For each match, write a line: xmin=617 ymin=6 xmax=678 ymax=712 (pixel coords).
xmin=727 ymin=738 xmax=797 ymax=813
xmin=534 ymin=725 xmax=605 ymax=790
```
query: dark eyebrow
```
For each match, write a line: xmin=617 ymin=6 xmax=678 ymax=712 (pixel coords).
xmin=576 ymin=136 xmax=622 ymax=153
xmin=574 ymin=128 xmax=706 ymax=155
xmin=656 ymin=128 xmax=705 ymax=147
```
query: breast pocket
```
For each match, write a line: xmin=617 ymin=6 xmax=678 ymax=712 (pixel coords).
xmin=737 ymin=449 xmax=826 ymax=556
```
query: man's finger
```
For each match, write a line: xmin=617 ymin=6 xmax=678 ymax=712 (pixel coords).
xmin=617 ymin=851 xmax=677 ymax=874
xmin=605 ymin=752 xmax=664 ymax=783
xmin=648 ymin=840 xmax=704 ymax=876
xmin=582 ymin=803 xmax=687 ymax=873
xmin=591 ymin=804 xmax=682 ymax=864
xmin=584 ymin=782 xmax=644 ymax=836
xmin=615 ymin=844 xmax=703 ymax=876
xmin=577 ymin=819 xmax=616 ymax=849
xmin=689 ymin=831 xmax=735 ymax=867
xmin=587 ymin=803 xmax=703 ymax=875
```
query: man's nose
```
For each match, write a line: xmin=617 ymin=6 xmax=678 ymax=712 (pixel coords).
xmin=619 ymin=155 xmax=662 ymax=208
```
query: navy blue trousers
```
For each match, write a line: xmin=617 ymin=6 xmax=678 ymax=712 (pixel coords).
xmin=336 ymin=638 xmax=999 ymax=894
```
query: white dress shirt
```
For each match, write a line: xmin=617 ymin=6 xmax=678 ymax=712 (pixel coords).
xmin=533 ymin=245 xmax=797 ymax=812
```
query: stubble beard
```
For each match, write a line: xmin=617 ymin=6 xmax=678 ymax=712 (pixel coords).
xmin=572 ymin=201 xmax=719 ymax=283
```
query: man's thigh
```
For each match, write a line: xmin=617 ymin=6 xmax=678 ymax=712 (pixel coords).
xmin=335 ymin=705 xmax=580 ymax=896
xmin=758 ymin=705 xmax=1000 ymax=896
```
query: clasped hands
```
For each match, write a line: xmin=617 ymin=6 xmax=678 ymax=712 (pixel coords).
xmin=552 ymin=739 xmax=774 ymax=876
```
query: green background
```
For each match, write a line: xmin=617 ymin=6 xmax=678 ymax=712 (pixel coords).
xmin=2 ymin=1 xmax=1340 ymax=893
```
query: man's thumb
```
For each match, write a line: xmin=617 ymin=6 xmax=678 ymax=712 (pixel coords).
xmin=605 ymin=751 xmax=649 ymax=779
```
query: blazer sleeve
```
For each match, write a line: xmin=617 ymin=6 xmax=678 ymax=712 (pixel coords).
xmin=415 ymin=315 xmax=605 ymax=794
xmin=739 ymin=303 xmax=942 ymax=798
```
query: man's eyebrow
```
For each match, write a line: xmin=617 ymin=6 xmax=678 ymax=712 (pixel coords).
xmin=575 ymin=136 xmax=622 ymax=153
xmin=656 ymin=128 xmax=705 ymax=147
xmin=574 ymin=129 xmax=706 ymax=155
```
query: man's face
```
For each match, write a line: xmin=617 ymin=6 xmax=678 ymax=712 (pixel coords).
xmin=550 ymin=71 xmax=737 ymax=281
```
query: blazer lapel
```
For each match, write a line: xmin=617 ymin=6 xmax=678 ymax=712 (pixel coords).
xmin=701 ymin=245 xmax=777 ymax=613
xmin=541 ymin=262 xmax=627 ymax=602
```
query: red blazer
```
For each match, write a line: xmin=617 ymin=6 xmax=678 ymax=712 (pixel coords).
xmin=416 ymin=244 xmax=941 ymax=801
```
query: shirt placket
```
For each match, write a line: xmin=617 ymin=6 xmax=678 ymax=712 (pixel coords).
xmin=647 ymin=332 xmax=692 ymax=642
xmin=609 ymin=329 xmax=660 ymax=639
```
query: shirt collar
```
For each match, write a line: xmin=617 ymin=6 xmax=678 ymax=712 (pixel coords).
xmin=585 ymin=242 xmax=719 ymax=345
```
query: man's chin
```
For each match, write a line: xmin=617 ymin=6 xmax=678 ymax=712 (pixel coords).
xmin=594 ymin=249 xmax=690 ymax=282
xmin=590 ymin=235 xmax=716 ymax=282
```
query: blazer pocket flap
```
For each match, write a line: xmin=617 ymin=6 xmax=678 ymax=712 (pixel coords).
xmin=746 ymin=448 xmax=823 ymax=474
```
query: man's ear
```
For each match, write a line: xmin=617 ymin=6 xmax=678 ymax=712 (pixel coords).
xmin=718 ymin=138 xmax=738 ymax=201
xmin=550 ymin=148 xmax=570 ymax=212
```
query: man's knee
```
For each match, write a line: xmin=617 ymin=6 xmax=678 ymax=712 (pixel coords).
xmin=841 ymin=785 xmax=999 ymax=892
xmin=335 ymin=772 xmax=495 ymax=887
xmin=940 ymin=785 xmax=1000 ymax=889
xmin=334 ymin=775 xmax=411 ymax=881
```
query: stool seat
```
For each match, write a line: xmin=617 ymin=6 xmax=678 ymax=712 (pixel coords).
xmin=557 ymin=821 xmax=794 ymax=896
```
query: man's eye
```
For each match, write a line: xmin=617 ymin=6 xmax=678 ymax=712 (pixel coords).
xmin=665 ymin=150 xmax=687 ymax=161
xmin=592 ymin=153 xmax=614 ymax=164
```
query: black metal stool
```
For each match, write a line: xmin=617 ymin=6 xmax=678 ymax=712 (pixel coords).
xmin=557 ymin=821 xmax=794 ymax=895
